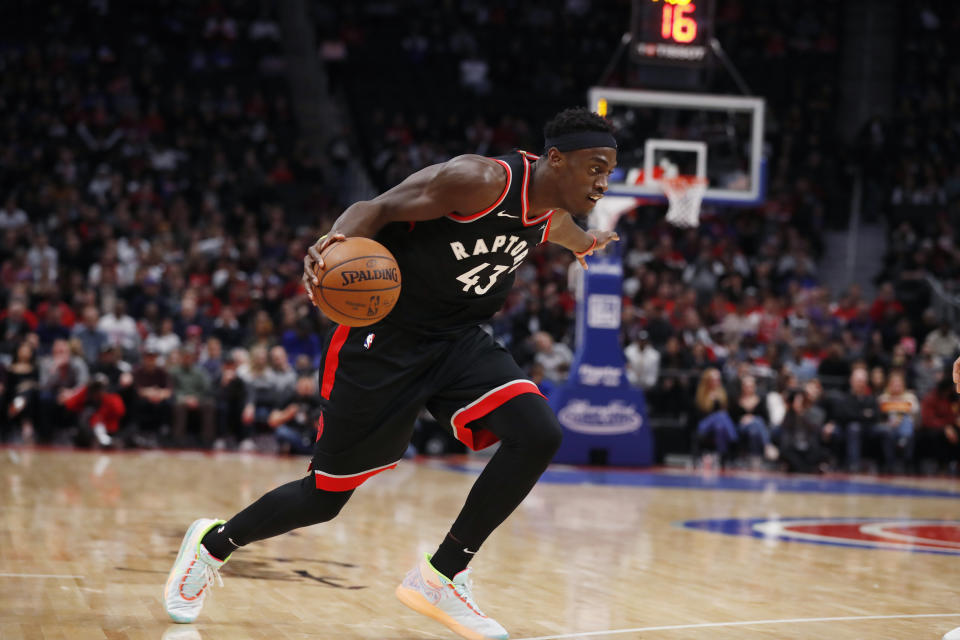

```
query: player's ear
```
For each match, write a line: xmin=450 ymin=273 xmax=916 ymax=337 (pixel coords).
xmin=546 ymin=147 xmax=565 ymax=167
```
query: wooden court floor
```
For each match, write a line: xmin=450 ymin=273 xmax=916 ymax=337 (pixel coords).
xmin=2 ymin=447 xmax=960 ymax=640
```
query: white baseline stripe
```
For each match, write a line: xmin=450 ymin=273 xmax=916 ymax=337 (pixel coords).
xmin=0 ymin=573 xmax=85 ymax=579
xmin=513 ymin=613 xmax=960 ymax=640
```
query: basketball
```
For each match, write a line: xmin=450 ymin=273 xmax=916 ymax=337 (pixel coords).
xmin=311 ymin=237 xmax=401 ymax=327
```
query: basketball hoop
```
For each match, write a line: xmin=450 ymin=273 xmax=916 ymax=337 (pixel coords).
xmin=662 ymin=175 xmax=708 ymax=228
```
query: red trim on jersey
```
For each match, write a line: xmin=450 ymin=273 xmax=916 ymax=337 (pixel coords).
xmin=320 ymin=326 xmax=350 ymax=399
xmin=540 ymin=214 xmax=553 ymax=244
xmin=313 ymin=461 xmax=399 ymax=491
xmin=450 ymin=380 xmax=545 ymax=450
xmin=315 ymin=412 xmax=324 ymax=442
xmin=518 ymin=152 xmax=554 ymax=226
xmin=446 ymin=159 xmax=512 ymax=223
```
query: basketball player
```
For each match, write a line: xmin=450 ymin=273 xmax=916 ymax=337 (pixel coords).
xmin=163 ymin=108 xmax=619 ymax=640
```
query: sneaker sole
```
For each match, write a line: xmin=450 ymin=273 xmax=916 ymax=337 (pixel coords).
xmin=395 ymin=585 xmax=507 ymax=640
xmin=163 ymin=519 xmax=211 ymax=624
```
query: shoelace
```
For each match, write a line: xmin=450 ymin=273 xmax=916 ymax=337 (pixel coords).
xmin=451 ymin=572 xmax=486 ymax=616
xmin=183 ymin=557 xmax=224 ymax=597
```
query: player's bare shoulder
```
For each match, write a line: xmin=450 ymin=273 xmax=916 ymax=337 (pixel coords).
xmin=441 ymin=154 xmax=507 ymax=184
xmin=369 ymin=154 xmax=508 ymax=223
xmin=430 ymin=155 xmax=508 ymax=213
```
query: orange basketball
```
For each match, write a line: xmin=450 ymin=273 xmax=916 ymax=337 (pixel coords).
xmin=312 ymin=237 xmax=401 ymax=327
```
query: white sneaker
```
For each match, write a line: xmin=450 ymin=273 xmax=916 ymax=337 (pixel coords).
xmin=163 ymin=518 xmax=228 ymax=623
xmin=395 ymin=554 xmax=508 ymax=640
xmin=944 ymin=627 xmax=960 ymax=639
xmin=93 ymin=423 xmax=112 ymax=447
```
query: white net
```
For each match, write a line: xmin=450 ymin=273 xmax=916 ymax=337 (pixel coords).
xmin=662 ymin=176 xmax=708 ymax=228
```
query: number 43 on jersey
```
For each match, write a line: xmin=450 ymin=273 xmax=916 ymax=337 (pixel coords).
xmin=457 ymin=262 xmax=510 ymax=295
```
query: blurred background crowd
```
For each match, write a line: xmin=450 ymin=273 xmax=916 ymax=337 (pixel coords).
xmin=3 ymin=0 xmax=960 ymax=475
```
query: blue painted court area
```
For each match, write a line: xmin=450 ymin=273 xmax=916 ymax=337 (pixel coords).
xmin=439 ymin=461 xmax=960 ymax=498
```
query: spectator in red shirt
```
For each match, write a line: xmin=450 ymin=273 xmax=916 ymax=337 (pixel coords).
xmin=830 ymin=288 xmax=860 ymax=324
xmin=868 ymin=282 xmax=904 ymax=323
xmin=34 ymin=294 xmax=77 ymax=330
xmin=754 ymin=296 xmax=784 ymax=344
xmin=267 ymin=157 xmax=294 ymax=184
xmin=62 ymin=373 xmax=125 ymax=448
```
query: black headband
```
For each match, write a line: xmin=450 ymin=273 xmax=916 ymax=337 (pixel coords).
xmin=544 ymin=130 xmax=618 ymax=152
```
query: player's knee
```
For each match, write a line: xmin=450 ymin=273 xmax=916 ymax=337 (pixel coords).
xmin=494 ymin=394 xmax=563 ymax=455
xmin=309 ymin=489 xmax=352 ymax=522
xmin=299 ymin=475 xmax=353 ymax=522
xmin=533 ymin=417 xmax=563 ymax=457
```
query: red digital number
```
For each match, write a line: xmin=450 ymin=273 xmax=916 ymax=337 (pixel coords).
xmin=661 ymin=3 xmax=698 ymax=44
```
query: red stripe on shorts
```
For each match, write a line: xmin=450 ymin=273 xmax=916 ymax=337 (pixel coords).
xmin=451 ymin=380 xmax=545 ymax=450
xmin=313 ymin=462 xmax=399 ymax=491
xmin=320 ymin=326 xmax=350 ymax=399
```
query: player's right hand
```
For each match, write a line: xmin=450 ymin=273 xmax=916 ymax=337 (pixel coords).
xmin=953 ymin=354 xmax=960 ymax=394
xmin=303 ymin=232 xmax=346 ymax=306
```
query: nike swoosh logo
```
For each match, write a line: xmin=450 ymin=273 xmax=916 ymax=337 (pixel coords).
xmin=463 ymin=547 xmax=477 ymax=555
xmin=496 ymin=211 xmax=518 ymax=218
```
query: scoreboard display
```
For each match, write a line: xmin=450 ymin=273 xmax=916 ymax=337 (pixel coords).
xmin=630 ymin=0 xmax=715 ymax=66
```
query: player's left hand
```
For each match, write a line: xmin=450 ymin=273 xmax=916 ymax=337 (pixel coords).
xmin=303 ymin=232 xmax=346 ymax=306
xmin=575 ymin=229 xmax=620 ymax=270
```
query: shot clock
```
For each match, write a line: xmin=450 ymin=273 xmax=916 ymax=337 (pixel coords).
xmin=630 ymin=0 xmax=715 ymax=66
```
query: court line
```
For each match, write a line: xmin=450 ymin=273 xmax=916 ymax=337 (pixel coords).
xmin=0 ymin=573 xmax=85 ymax=579
xmin=513 ymin=613 xmax=960 ymax=639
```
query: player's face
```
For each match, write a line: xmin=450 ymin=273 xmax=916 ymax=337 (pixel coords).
xmin=553 ymin=147 xmax=617 ymax=216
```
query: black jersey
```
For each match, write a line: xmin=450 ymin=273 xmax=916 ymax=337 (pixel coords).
xmin=375 ymin=150 xmax=555 ymax=335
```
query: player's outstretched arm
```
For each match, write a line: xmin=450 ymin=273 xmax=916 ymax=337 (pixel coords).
xmin=334 ymin=155 xmax=504 ymax=236
xmin=547 ymin=210 xmax=619 ymax=270
xmin=304 ymin=155 xmax=507 ymax=287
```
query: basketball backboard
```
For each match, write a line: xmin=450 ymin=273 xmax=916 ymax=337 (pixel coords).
xmin=589 ymin=87 xmax=766 ymax=206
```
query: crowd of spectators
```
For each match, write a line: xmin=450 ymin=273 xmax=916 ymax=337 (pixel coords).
xmin=609 ymin=202 xmax=960 ymax=474
xmin=315 ymin=0 xmax=630 ymax=191
xmin=0 ymin=1 xmax=337 ymax=452
xmin=863 ymin=2 xmax=960 ymax=296
xmin=2 ymin=2 xmax=960 ymax=475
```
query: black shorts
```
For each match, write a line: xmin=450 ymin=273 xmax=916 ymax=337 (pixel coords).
xmin=310 ymin=323 xmax=543 ymax=491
